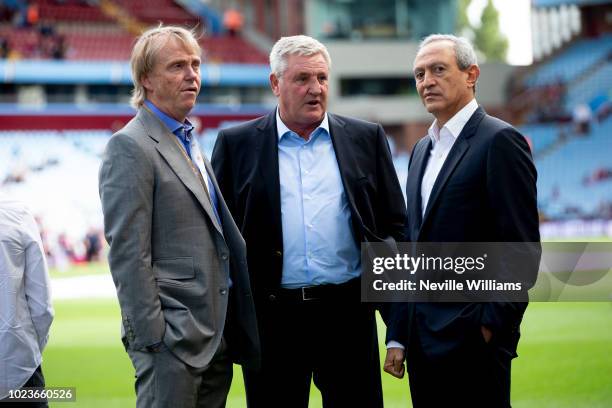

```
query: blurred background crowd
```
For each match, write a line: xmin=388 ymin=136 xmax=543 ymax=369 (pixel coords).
xmin=1 ymin=0 xmax=611 ymax=272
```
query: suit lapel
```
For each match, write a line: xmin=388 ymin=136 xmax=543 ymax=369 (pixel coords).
xmin=327 ymin=114 xmax=366 ymax=234
xmin=419 ymin=107 xmax=486 ymax=236
xmin=406 ymin=137 xmax=431 ymax=234
xmin=139 ymin=108 xmax=224 ymax=236
xmin=255 ymin=112 xmax=283 ymax=248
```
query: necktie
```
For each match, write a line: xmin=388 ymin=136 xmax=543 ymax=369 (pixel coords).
xmin=184 ymin=128 xmax=223 ymax=228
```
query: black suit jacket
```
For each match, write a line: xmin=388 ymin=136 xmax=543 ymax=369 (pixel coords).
xmin=386 ymin=106 xmax=540 ymax=358
xmin=211 ymin=110 xmax=406 ymax=308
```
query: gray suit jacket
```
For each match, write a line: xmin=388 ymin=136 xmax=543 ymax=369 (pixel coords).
xmin=99 ymin=107 xmax=260 ymax=369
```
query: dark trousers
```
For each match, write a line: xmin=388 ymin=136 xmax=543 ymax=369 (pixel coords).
xmin=407 ymin=327 xmax=512 ymax=408
xmin=0 ymin=365 xmax=48 ymax=408
xmin=243 ymin=282 xmax=383 ymax=408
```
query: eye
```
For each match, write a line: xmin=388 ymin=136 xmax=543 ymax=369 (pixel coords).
xmin=318 ymin=75 xmax=328 ymax=83
xmin=414 ymin=71 xmax=424 ymax=81
xmin=434 ymin=65 xmax=445 ymax=74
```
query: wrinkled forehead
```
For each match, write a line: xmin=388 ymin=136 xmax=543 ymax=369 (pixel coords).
xmin=151 ymin=32 xmax=200 ymax=64
xmin=285 ymin=52 xmax=329 ymax=72
xmin=413 ymin=40 xmax=456 ymax=69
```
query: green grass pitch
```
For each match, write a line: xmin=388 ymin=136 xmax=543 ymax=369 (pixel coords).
xmin=43 ymin=265 xmax=612 ymax=407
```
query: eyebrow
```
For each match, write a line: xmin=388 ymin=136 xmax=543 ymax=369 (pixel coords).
xmin=414 ymin=61 xmax=448 ymax=72
xmin=166 ymin=56 xmax=201 ymax=66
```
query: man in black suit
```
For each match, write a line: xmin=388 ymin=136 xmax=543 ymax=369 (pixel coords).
xmin=383 ymin=34 xmax=540 ymax=407
xmin=212 ymin=35 xmax=405 ymax=407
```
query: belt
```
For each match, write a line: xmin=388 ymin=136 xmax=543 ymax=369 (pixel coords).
xmin=277 ymin=278 xmax=360 ymax=302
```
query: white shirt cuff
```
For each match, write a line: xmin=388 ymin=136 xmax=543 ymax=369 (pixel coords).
xmin=386 ymin=340 xmax=405 ymax=350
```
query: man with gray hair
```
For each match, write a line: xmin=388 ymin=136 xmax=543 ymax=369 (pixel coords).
xmin=99 ymin=25 xmax=259 ymax=407
xmin=384 ymin=34 xmax=539 ymax=407
xmin=212 ymin=35 xmax=405 ymax=407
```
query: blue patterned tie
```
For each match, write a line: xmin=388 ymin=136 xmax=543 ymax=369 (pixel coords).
xmin=184 ymin=128 xmax=222 ymax=228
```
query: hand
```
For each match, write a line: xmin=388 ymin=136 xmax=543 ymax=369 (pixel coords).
xmin=383 ymin=347 xmax=405 ymax=379
xmin=481 ymin=325 xmax=493 ymax=343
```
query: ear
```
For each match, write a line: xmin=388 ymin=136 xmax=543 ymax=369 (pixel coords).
xmin=142 ymin=74 xmax=153 ymax=92
xmin=466 ymin=64 xmax=480 ymax=91
xmin=270 ymin=73 xmax=281 ymax=97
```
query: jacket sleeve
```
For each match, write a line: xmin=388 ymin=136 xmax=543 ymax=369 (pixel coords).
xmin=99 ymin=134 xmax=165 ymax=350
xmin=211 ymin=130 xmax=235 ymax=216
xmin=22 ymin=209 xmax=54 ymax=352
xmin=375 ymin=124 xmax=407 ymax=243
xmin=481 ymin=127 xmax=541 ymax=334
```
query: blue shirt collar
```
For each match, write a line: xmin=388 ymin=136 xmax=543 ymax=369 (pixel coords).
xmin=275 ymin=107 xmax=329 ymax=142
xmin=145 ymin=100 xmax=194 ymax=141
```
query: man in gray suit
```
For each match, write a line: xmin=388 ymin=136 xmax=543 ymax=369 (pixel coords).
xmin=99 ymin=25 xmax=260 ymax=408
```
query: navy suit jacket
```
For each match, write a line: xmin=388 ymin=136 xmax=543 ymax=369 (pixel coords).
xmin=386 ymin=106 xmax=540 ymax=358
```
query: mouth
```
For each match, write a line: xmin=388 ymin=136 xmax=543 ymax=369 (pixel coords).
xmin=423 ymin=93 xmax=441 ymax=101
xmin=182 ymin=87 xmax=198 ymax=94
xmin=305 ymin=100 xmax=320 ymax=107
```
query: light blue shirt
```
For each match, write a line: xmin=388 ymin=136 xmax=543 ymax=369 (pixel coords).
xmin=144 ymin=100 xmax=221 ymax=225
xmin=276 ymin=109 xmax=361 ymax=288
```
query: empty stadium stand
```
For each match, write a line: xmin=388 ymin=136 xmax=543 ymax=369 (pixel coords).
xmin=525 ymin=34 xmax=612 ymax=87
xmin=0 ymin=0 xmax=268 ymax=63
xmin=527 ymin=117 xmax=612 ymax=220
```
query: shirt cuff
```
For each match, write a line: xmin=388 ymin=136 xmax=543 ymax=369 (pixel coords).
xmin=386 ymin=340 xmax=405 ymax=350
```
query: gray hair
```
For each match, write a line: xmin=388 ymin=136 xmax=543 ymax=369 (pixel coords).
xmin=269 ymin=35 xmax=332 ymax=78
xmin=130 ymin=25 xmax=201 ymax=109
xmin=418 ymin=34 xmax=478 ymax=70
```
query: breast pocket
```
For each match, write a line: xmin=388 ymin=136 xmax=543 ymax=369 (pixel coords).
xmin=153 ymin=257 xmax=195 ymax=287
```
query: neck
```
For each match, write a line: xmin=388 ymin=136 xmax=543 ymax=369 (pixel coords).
xmin=435 ymin=97 xmax=474 ymax=128
xmin=279 ymin=111 xmax=322 ymax=141
xmin=146 ymin=99 xmax=186 ymax=123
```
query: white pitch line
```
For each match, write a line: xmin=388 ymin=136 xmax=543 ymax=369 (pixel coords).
xmin=51 ymin=274 xmax=116 ymax=300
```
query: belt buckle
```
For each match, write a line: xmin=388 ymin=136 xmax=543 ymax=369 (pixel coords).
xmin=301 ymin=286 xmax=317 ymax=301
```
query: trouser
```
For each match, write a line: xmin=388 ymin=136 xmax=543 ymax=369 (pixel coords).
xmin=407 ymin=327 xmax=513 ymax=408
xmin=243 ymin=279 xmax=384 ymax=408
xmin=0 ymin=365 xmax=48 ymax=408
xmin=127 ymin=337 xmax=232 ymax=408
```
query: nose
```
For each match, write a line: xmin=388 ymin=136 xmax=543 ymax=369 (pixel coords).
xmin=185 ymin=65 xmax=198 ymax=81
xmin=308 ymin=78 xmax=323 ymax=95
xmin=422 ymin=71 xmax=436 ymax=88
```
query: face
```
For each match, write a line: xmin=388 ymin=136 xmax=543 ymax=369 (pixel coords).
xmin=270 ymin=53 xmax=329 ymax=137
xmin=142 ymin=36 xmax=201 ymax=122
xmin=413 ymin=40 xmax=479 ymax=125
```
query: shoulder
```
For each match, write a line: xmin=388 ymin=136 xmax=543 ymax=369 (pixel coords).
xmin=329 ymin=113 xmax=381 ymax=133
xmin=218 ymin=114 xmax=272 ymax=142
xmin=105 ymin=113 xmax=152 ymax=155
xmin=0 ymin=197 xmax=34 ymax=239
xmin=477 ymin=113 xmax=531 ymax=156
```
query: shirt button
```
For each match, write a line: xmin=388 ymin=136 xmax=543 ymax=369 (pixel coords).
xmin=274 ymin=250 xmax=282 ymax=258
xmin=221 ymin=253 xmax=228 ymax=260
xmin=307 ymin=224 xmax=313 ymax=229
xmin=219 ymin=289 xmax=227 ymax=295
xmin=268 ymin=294 xmax=276 ymax=301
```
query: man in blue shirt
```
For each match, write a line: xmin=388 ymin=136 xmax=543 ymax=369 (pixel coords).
xmin=99 ymin=25 xmax=259 ymax=408
xmin=212 ymin=35 xmax=406 ymax=407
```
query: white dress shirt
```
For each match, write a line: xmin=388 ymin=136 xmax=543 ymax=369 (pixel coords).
xmin=0 ymin=195 xmax=54 ymax=399
xmin=421 ymin=98 xmax=479 ymax=216
xmin=387 ymin=98 xmax=478 ymax=351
